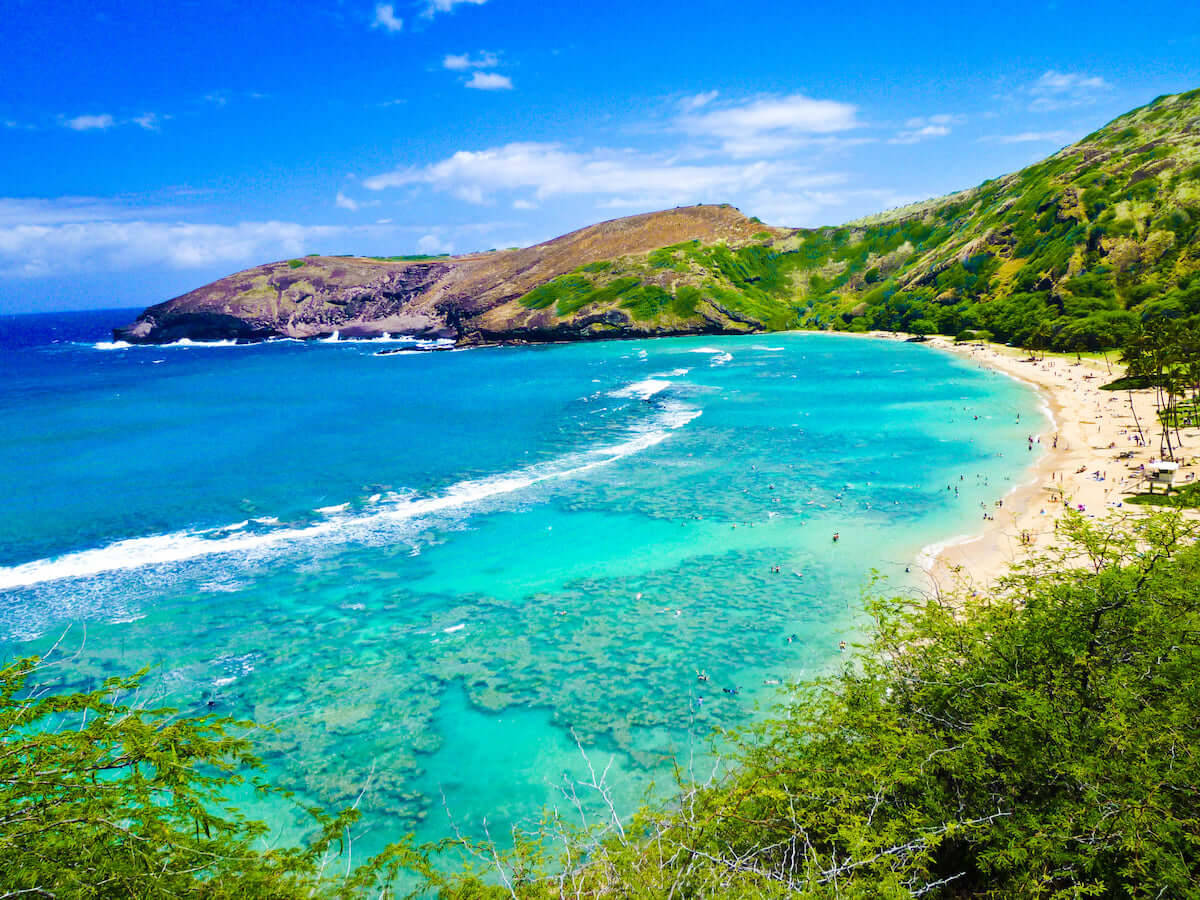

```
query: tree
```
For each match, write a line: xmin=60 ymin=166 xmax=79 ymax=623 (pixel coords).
xmin=0 ymin=654 xmax=415 ymax=897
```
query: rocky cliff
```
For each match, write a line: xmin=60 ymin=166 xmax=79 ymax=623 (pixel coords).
xmin=113 ymin=205 xmax=779 ymax=345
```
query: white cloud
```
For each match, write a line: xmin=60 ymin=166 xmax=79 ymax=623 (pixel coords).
xmin=443 ymin=51 xmax=498 ymax=70
xmin=372 ymin=3 xmax=404 ymax=32
xmin=678 ymin=93 xmax=861 ymax=156
xmin=512 ymin=199 xmax=537 ymax=209
xmin=362 ymin=141 xmax=843 ymax=210
xmin=1028 ymin=70 xmax=1111 ymax=111
xmin=888 ymin=113 xmax=963 ymax=144
xmin=979 ymin=130 xmax=1074 ymax=144
xmin=0 ymin=197 xmax=183 ymax=226
xmin=0 ymin=197 xmax=520 ymax=278
xmin=335 ymin=191 xmax=360 ymax=211
xmin=423 ymin=0 xmax=487 ymax=16
xmin=746 ymin=187 xmax=918 ymax=228
xmin=61 ymin=112 xmax=167 ymax=133
xmin=63 ymin=114 xmax=115 ymax=131
xmin=679 ymin=90 xmax=719 ymax=112
xmin=0 ymin=220 xmax=355 ymax=278
xmin=465 ymin=72 xmax=513 ymax=91
xmin=417 ymin=233 xmax=454 ymax=254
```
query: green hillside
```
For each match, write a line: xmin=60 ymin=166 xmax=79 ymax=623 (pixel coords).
xmin=519 ymin=87 xmax=1200 ymax=349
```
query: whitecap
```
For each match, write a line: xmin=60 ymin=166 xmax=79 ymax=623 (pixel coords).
xmin=0 ymin=401 xmax=702 ymax=591
xmin=687 ymin=348 xmax=732 ymax=365
xmin=651 ymin=368 xmax=691 ymax=377
xmin=608 ymin=379 xmax=672 ymax=400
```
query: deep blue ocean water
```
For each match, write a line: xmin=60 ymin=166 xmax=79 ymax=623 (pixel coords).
xmin=0 ymin=309 xmax=1044 ymax=857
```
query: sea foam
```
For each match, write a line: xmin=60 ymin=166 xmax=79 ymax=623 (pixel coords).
xmin=608 ymin=379 xmax=672 ymax=400
xmin=0 ymin=402 xmax=701 ymax=591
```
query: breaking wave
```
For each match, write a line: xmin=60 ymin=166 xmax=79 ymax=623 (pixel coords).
xmin=0 ymin=401 xmax=701 ymax=593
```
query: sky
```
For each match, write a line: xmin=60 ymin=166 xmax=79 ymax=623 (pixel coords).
xmin=1 ymin=0 xmax=1198 ymax=313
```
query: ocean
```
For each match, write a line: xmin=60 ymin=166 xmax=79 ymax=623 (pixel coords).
xmin=0 ymin=309 xmax=1044 ymax=858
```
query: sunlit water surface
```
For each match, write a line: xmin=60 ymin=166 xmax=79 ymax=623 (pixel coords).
xmin=0 ymin=310 xmax=1043 ymax=858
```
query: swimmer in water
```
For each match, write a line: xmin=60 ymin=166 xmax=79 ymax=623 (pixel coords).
xmin=832 ymin=532 xmax=840 ymax=542
xmin=839 ymin=640 xmax=847 ymax=651
xmin=697 ymin=670 xmax=709 ymax=682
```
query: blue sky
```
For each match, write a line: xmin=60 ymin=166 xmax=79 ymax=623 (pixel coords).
xmin=1 ymin=0 xmax=1198 ymax=313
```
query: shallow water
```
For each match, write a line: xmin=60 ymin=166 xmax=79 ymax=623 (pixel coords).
xmin=0 ymin=311 xmax=1043 ymax=856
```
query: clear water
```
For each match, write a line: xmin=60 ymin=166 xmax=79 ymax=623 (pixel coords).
xmin=0 ymin=310 xmax=1042 ymax=857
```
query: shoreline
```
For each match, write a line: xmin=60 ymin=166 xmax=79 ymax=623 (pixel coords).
xmin=909 ymin=335 xmax=1187 ymax=593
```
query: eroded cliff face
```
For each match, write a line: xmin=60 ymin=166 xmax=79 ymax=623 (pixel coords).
xmin=114 ymin=205 xmax=776 ymax=345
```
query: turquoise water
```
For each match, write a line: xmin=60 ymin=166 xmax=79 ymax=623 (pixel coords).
xmin=0 ymin=311 xmax=1043 ymax=857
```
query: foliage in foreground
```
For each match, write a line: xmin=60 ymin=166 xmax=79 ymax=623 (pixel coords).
xmin=424 ymin=511 xmax=1200 ymax=898
xmin=0 ymin=654 xmax=419 ymax=897
xmin=5 ymin=511 xmax=1200 ymax=898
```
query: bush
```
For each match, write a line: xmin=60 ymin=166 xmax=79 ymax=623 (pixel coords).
xmin=0 ymin=658 xmax=415 ymax=896
xmin=413 ymin=512 xmax=1200 ymax=897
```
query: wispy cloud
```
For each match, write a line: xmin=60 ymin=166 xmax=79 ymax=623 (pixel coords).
xmin=465 ymin=71 xmax=512 ymax=91
xmin=63 ymin=114 xmax=115 ymax=131
xmin=0 ymin=197 xmax=515 ymax=278
xmin=1027 ymin=70 xmax=1111 ymax=111
xmin=889 ymin=113 xmax=963 ymax=144
xmin=61 ymin=112 xmax=168 ymax=133
xmin=423 ymin=0 xmax=487 ymax=17
xmin=0 ymin=197 xmax=184 ymax=227
xmin=677 ymin=93 xmax=861 ymax=156
xmin=678 ymin=91 xmax=719 ymax=112
xmin=335 ymin=191 xmax=360 ymax=211
xmin=417 ymin=233 xmax=454 ymax=254
xmin=979 ymin=130 xmax=1074 ymax=144
xmin=443 ymin=51 xmax=498 ymax=70
xmin=362 ymin=141 xmax=842 ymax=214
xmin=372 ymin=3 xmax=403 ymax=32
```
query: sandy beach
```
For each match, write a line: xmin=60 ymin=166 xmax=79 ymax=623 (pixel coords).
xmin=904 ymin=335 xmax=1196 ymax=593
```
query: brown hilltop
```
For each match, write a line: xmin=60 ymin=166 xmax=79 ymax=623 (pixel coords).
xmin=115 ymin=204 xmax=777 ymax=345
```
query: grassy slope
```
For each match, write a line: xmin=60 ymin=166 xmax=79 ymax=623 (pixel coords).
xmin=516 ymin=88 xmax=1200 ymax=348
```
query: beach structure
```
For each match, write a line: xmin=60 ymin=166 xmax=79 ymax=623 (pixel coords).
xmin=1146 ymin=460 xmax=1179 ymax=493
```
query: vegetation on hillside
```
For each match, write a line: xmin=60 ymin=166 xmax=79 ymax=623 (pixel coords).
xmin=7 ymin=510 xmax=1200 ymax=897
xmin=516 ymin=88 xmax=1200 ymax=349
